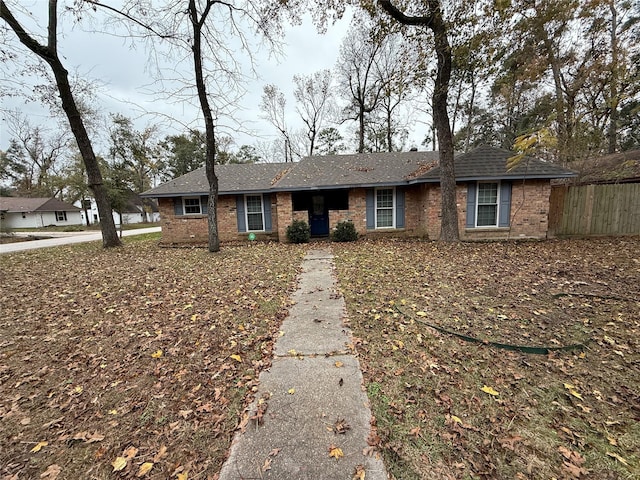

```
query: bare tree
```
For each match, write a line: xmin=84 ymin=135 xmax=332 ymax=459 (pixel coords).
xmin=1 ymin=0 xmax=121 ymax=247
xmin=336 ymin=21 xmax=386 ymax=153
xmin=293 ymin=69 xmax=333 ymax=156
xmin=260 ymin=84 xmax=296 ymax=162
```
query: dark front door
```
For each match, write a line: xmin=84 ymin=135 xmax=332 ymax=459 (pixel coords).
xmin=309 ymin=194 xmax=329 ymax=236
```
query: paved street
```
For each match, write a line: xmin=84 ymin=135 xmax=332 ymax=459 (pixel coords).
xmin=0 ymin=227 xmax=161 ymax=254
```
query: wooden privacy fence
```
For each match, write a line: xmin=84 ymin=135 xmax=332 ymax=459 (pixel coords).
xmin=549 ymin=183 xmax=640 ymax=236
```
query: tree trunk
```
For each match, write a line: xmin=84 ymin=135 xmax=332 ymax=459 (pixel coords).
xmin=379 ymin=0 xmax=459 ymax=242
xmin=1 ymin=0 xmax=121 ymax=248
xmin=607 ymin=0 xmax=619 ymax=153
xmin=189 ymin=0 xmax=219 ymax=252
xmin=358 ymin=101 xmax=366 ymax=153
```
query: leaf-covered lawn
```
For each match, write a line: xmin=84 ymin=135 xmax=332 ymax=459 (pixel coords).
xmin=0 ymin=238 xmax=306 ymax=479
xmin=2 ymin=237 xmax=638 ymax=480
xmin=333 ymin=237 xmax=640 ymax=480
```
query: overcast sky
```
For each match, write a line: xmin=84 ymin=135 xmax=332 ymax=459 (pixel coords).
xmin=1 ymin=2 xmax=426 ymax=157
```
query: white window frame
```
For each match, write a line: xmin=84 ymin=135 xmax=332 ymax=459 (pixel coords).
xmin=182 ymin=197 xmax=202 ymax=215
xmin=375 ymin=187 xmax=395 ymax=229
xmin=475 ymin=181 xmax=500 ymax=228
xmin=55 ymin=211 xmax=67 ymax=222
xmin=245 ymin=194 xmax=265 ymax=232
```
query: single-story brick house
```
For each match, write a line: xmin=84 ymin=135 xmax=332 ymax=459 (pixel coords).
xmin=0 ymin=196 xmax=82 ymax=229
xmin=141 ymin=145 xmax=576 ymax=244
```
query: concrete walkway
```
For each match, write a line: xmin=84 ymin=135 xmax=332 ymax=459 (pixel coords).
xmin=219 ymin=249 xmax=388 ymax=480
xmin=0 ymin=227 xmax=161 ymax=254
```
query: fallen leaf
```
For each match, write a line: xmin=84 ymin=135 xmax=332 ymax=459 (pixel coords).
xmin=151 ymin=349 xmax=163 ymax=358
xmin=607 ymin=436 xmax=617 ymax=446
xmin=287 ymin=388 xmax=295 ymax=395
xmin=353 ymin=464 xmax=366 ymax=480
xmin=154 ymin=445 xmax=168 ymax=462
xmin=262 ymin=458 xmax=272 ymax=472
xmin=450 ymin=415 xmax=463 ymax=424
xmin=40 ymin=464 xmax=61 ymax=479
xmin=176 ymin=473 xmax=188 ymax=480
xmin=335 ymin=361 xmax=344 ymax=368
xmin=137 ymin=462 xmax=154 ymax=477
xmin=31 ymin=441 xmax=48 ymax=453
xmin=230 ymin=354 xmax=242 ymax=362
xmin=73 ymin=385 xmax=83 ymax=394
xmin=112 ymin=457 xmax=127 ymax=472
xmin=329 ymin=444 xmax=344 ymax=459
xmin=416 ymin=311 xmax=427 ymax=317
xmin=564 ymin=383 xmax=583 ymax=399
xmin=481 ymin=385 xmax=499 ymax=396
xmin=606 ymin=451 xmax=629 ymax=466
xmin=123 ymin=446 xmax=139 ymax=459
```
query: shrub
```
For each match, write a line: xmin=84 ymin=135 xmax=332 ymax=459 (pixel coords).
xmin=63 ymin=225 xmax=85 ymax=232
xmin=286 ymin=219 xmax=310 ymax=243
xmin=332 ymin=220 xmax=358 ymax=242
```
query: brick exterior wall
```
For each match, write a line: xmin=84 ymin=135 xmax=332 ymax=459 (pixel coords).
xmin=158 ymin=180 xmax=552 ymax=245
xmin=158 ymin=195 xmax=278 ymax=246
xmin=424 ymin=180 xmax=552 ymax=240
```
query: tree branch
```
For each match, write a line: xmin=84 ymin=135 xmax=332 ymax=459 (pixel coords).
xmin=378 ymin=0 xmax=434 ymax=27
xmin=84 ymin=0 xmax=175 ymax=39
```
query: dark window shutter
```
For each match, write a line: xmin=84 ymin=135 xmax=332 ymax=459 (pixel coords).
xmin=395 ymin=188 xmax=405 ymax=228
xmin=201 ymin=196 xmax=208 ymax=215
xmin=366 ymin=189 xmax=375 ymax=230
xmin=499 ymin=182 xmax=512 ymax=227
xmin=466 ymin=183 xmax=476 ymax=228
xmin=174 ymin=198 xmax=184 ymax=216
xmin=263 ymin=194 xmax=272 ymax=232
xmin=236 ymin=196 xmax=246 ymax=232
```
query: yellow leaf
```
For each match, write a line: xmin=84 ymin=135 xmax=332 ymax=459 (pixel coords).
xmin=329 ymin=445 xmax=344 ymax=459
xmin=564 ymin=383 xmax=583 ymax=399
xmin=606 ymin=451 xmax=629 ymax=465
xmin=112 ymin=457 xmax=127 ymax=472
xmin=288 ymin=388 xmax=295 ymax=395
xmin=230 ymin=354 xmax=242 ymax=362
xmin=176 ymin=473 xmax=188 ymax=480
xmin=353 ymin=464 xmax=366 ymax=480
xmin=190 ymin=314 xmax=198 ymax=321
xmin=288 ymin=349 xmax=297 ymax=356
xmin=335 ymin=361 xmax=344 ymax=368
xmin=416 ymin=311 xmax=427 ymax=317
xmin=73 ymin=385 xmax=83 ymax=394
xmin=450 ymin=415 xmax=463 ymax=424
xmin=137 ymin=462 xmax=154 ymax=477
xmin=481 ymin=385 xmax=499 ymax=396
xmin=151 ymin=349 xmax=163 ymax=358
xmin=183 ymin=304 xmax=193 ymax=310
xmin=30 ymin=441 xmax=48 ymax=453
xmin=607 ymin=436 xmax=618 ymax=446
xmin=108 ymin=409 xmax=118 ymax=415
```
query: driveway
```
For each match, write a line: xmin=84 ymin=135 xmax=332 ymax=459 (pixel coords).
xmin=0 ymin=227 xmax=161 ymax=254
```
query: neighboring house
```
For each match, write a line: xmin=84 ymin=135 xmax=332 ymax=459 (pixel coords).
xmin=141 ymin=145 xmax=576 ymax=245
xmin=0 ymin=197 xmax=83 ymax=229
xmin=549 ymin=149 xmax=640 ymax=236
xmin=77 ymin=193 xmax=160 ymax=226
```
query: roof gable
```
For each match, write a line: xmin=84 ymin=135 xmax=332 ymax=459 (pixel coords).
xmin=417 ymin=145 xmax=576 ymax=182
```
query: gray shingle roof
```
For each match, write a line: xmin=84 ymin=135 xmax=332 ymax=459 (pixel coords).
xmin=0 ymin=197 xmax=80 ymax=212
xmin=141 ymin=146 xmax=576 ymax=198
xmin=417 ymin=145 xmax=576 ymax=182
xmin=272 ymin=151 xmax=440 ymax=191
xmin=142 ymin=163 xmax=292 ymax=197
